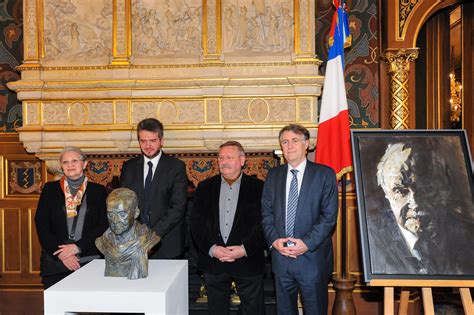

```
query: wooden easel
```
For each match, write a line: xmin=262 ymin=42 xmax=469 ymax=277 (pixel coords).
xmin=369 ymin=279 xmax=474 ymax=315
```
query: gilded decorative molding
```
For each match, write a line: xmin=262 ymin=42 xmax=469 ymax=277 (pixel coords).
xmin=112 ymin=0 xmax=131 ymax=65
xmin=384 ymin=48 xmax=419 ymax=129
xmin=24 ymin=0 xmax=39 ymax=62
xmin=294 ymin=0 xmax=315 ymax=59
xmin=397 ymin=0 xmax=421 ymax=41
xmin=203 ymin=0 xmax=221 ymax=61
xmin=15 ymin=60 xmax=322 ymax=72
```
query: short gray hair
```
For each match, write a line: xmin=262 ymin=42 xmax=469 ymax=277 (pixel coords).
xmin=219 ymin=141 xmax=245 ymax=155
xmin=59 ymin=146 xmax=87 ymax=162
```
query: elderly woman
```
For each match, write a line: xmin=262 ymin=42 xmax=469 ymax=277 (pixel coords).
xmin=35 ymin=146 xmax=108 ymax=289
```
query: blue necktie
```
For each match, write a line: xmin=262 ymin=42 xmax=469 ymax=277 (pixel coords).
xmin=286 ymin=169 xmax=299 ymax=237
xmin=143 ymin=161 xmax=153 ymax=226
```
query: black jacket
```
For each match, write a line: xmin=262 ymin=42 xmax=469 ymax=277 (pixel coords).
xmin=191 ymin=173 xmax=266 ymax=276
xmin=120 ymin=154 xmax=188 ymax=258
xmin=35 ymin=181 xmax=108 ymax=277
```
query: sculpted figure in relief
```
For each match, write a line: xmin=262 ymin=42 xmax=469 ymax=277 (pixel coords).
xmin=132 ymin=0 xmax=201 ymax=56
xmin=222 ymin=1 xmax=293 ymax=53
xmin=43 ymin=0 xmax=111 ymax=61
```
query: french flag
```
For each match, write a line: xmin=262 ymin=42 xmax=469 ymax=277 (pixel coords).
xmin=315 ymin=0 xmax=353 ymax=180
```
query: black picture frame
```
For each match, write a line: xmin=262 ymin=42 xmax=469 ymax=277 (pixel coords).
xmin=351 ymin=130 xmax=474 ymax=282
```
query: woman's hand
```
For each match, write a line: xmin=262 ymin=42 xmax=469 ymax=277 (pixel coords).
xmin=53 ymin=244 xmax=80 ymax=261
xmin=60 ymin=255 xmax=80 ymax=271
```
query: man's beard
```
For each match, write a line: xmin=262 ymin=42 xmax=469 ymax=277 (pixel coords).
xmin=142 ymin=149 xmax=160 ymax=159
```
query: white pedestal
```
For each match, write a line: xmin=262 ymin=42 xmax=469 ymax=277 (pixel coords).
xmin=44 ymin=259 xmax=188 ymax=315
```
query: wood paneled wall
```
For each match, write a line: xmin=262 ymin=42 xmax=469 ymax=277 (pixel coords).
xmin=0 ymin=134 xmax=43 ymax=287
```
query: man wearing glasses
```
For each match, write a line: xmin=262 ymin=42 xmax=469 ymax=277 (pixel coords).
xmin=261 ymin=124 xmax=338 ymax=315
xmin=191 ymin=141 xmax=266 ymax=315
xmin=120 ymin=118 xmax=188 ymax=259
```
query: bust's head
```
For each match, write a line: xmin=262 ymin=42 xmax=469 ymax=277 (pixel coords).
xmin=106 ymin=188 xmax=140 ymax=236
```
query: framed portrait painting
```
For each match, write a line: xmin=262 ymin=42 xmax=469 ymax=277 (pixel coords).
xmin=351 ymin=130 xmax=474 ymax=282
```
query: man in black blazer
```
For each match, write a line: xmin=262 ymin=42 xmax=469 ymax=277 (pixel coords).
xmin=120 ymin=118 xmax=188 ymax=259
xmin=261 ymin=124 xmax=338 ymax=315
xmin=191 ymin=141 xmax=266 ymax=315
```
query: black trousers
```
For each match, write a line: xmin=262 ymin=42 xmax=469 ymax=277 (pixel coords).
xmin=204 ymin=272 xmax=265 ymax=315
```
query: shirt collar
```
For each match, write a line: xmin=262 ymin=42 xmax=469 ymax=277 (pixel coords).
xmin=221 ymin=172 xmax=243 ymax=187
xmin=288 ymin=159 xmax=307 ymax=174
xmin=144 ymin=150 xmax=162 ymax=166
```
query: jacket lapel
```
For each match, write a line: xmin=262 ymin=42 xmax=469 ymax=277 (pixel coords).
xmin=278 ymin=165 xmax=288 ymax=216
xmin=135 ymin=157 xmax=145 ymax=205
xmin=231 ymin=174 xmax=247 ymax=230
xmin=210 ymin=176 xmax=222 ymax=241
xmin=152 ymin=154 xmax=166 ymax=190
xmin=295 ymin=162 xmax=312 ymax=228
xmin=56 ymin=184 xmax=69 ymax=233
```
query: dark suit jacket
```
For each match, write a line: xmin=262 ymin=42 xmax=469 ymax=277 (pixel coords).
xmin=261 ymin=160 xmax=338 ymax=282
xmin=191 ymin=174 xmax=266 ymax=277
xmin=35 ymin=181 xmax=108 ymax=276
xmin=120 ymin=153 xmax=188 ymax=258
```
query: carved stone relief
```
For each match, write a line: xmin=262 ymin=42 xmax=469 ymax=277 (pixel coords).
xmin=12 ymin=0 xmax=320 ymax=157
xmin=297 ymin=98 xmax=312 ymax=122
xmin=25 ymin=102 xmax=40 ymax=125
xmin=26 ymin=0 xmax=38 ymax=60
xmin=221 ymin=98 xmax=297 ymax=123
xmin=41 ymin=101 xmax=116 ymax=126
xmin=43 ymin=0 xmax=112 ymax=65
xmin=298 ymin=0 xmax=310 ymax=53
xmin=115 ymin=101 xmax=130 ymax=124
xmin=205 ymin=99 xmax=220 ymax=123
xmin=89 ymin=102 xmax=114 ymax=124
xmin=132 ymin=0 xmax=202 ymax=58
xmin=222 ymin=0 xmax=294 ymax=53
xmin=205 ymin=0 xmax=218 ymax=56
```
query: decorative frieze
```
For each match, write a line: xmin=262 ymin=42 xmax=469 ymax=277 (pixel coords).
xmin=10 ymin=0 xmax=321 ymax=160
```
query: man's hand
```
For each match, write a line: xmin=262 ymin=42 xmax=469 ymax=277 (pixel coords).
xmin=285 ymin=238 xmax=308 ymax=257
xmin=60 ymin=255 xmax=81 ymax=271
xmin=272 ymin=238 xmax=297 ymax=258
xmin=221 ymin=245 xmax=246 ymax=262
xmin=212 ymin=245 xmax=247 ymax=262
xmin=212 ymin=246 xmax=235 ymax=262
xmin=53 ymin=244 xmax=80 ymax=260
xmin=272 ymin=238 xmax=308 ymax=258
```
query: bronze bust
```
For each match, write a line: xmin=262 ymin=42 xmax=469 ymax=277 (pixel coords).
xmin=95 ymin=188 xmax=160 ymax=279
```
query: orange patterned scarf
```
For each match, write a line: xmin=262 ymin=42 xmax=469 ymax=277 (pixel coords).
xmin=60 ymin=176 xmax=88 ymax=218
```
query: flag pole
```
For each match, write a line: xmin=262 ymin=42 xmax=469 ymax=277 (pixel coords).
xmin=341 ymin=174 xmax=347 ymax=278
xmin=332 ymin=173 xmax=356 ymax=315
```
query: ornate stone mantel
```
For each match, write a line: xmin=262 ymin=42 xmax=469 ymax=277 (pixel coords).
xmin=9 ymin=0 xmax=322 ymax=168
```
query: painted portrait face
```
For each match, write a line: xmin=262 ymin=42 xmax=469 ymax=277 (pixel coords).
xmin=280 ymin=130 xmax=309 ymax=168
xmin=138 ymin=130 xmax=163 ymax=159
xmin=377 ymin=143 xmax=420 ymax=234
xmin=106 ymin=199 xmax=138 ymax=236
xmin=218 ymin=145 xmax=245 ymax=180
xmin=60 ymin=150 xmax=87 ymax=180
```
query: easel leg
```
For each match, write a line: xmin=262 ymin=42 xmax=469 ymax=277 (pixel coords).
xmin=459 ymin=288 xmax=473 ymax=315
xmin=398 ymin=288 xmax=410 ymax=315
xmin=384 ymin=287 xmax=394 ymax=315
xmin=421 ymin=287 xmax=434 ymax=315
